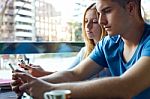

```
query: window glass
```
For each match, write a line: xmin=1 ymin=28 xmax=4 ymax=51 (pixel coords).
xmin=0 ymin=0 xmax=96 ymax=42
xmin=141 ymin=0 xmax=150 ymax=24
xmin=0 ymin=0 xmax=150 ymax=83
xmin=0 ymin=53 xmax=78 ymax=79
xmin=0 ymin=0 xmax=150 ymax=42
xmin=0 ymin=42 xmax=84 ymax=80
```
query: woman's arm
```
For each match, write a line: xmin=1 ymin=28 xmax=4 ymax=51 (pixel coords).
xmin=40 ymin=57 xmax=102 ymax=83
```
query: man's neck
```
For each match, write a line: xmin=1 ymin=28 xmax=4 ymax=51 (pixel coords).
xmin=121 ymin=21 xmax=145 ymax=48
xmin=122 ymin=21 xmax=145 ymax=63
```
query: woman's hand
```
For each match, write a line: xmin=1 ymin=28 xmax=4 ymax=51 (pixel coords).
xmin=18 ymin=64 xmax=53 ymax=77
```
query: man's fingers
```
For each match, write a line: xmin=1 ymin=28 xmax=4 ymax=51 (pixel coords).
xmin=12 ymin=69 xmax=24 ymax=73
xmin=11 ymin=80 xmax=23 ymax=94
xmin=19 ymin=83 xmax=30 ymax=92
xmin=11 ymin=79 xmax=22 ymax=86
xmin=14 ymin=73 xmax=34 ymax=82
xmin=11 ymin=85 xmax=21 ymax=93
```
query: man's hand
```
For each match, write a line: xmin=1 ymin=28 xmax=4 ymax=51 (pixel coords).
xmin=11 ymin=72 xmax=53 ymax=99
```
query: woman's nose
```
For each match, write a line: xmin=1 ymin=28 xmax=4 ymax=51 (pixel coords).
xmin=86 ymin=21 xmax=93 ymax=29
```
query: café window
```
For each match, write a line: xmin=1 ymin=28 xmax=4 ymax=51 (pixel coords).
xmin=0 ymin=0 xmax=150 ymax=83
xmin=0 ymin=0 xmax=98 ymax=81
xmin=0 ymin=1 xmax=150 ymax=98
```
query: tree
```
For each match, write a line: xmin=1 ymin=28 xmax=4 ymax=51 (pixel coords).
xmin=0 ymin=0 xmax=11 ymax=30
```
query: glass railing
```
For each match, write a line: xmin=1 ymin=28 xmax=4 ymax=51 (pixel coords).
xmin=0 ymin=42 xmax=84 ymax=80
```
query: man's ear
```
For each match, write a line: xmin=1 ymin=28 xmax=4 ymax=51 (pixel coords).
xmin=126 ymin=1 xmax=136 ymax=16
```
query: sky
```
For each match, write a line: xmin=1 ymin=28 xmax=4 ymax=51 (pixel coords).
xmin=45 ymin=0 xmax=96 ymax=22
xmin=46 ymin=0 xmax=75 ymax=12
xmin=46 ymin=0 xmax=150 ymax=20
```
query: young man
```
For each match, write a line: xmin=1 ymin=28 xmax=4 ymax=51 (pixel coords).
xmin=12 ymin=0 xmax=150 ymax=99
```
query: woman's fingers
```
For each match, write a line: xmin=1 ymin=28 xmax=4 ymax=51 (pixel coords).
xmin=15 ymin=72 xmax=34 ymax=82
xmin=18 ymin=64 xmax=31 ymax=70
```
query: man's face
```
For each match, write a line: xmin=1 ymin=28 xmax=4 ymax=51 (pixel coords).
xmin=96 ymin=0 xmax=130 ymax=36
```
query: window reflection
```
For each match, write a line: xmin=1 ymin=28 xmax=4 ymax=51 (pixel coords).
xmin=0 ymin=0 xmax=150 ymax=81
xmin=0 ymin=42 xmax=84 ymax=80
xmin=1 ymin=0 xmax=149 ymax=42
xmin=0 ymin=0 xmax=96 ymax=42
xmin=0 ymin=53 xmax=78 ymax=79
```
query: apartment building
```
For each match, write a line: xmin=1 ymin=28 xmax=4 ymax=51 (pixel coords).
xmin=14 ymin=0 xmax=35 ymax=41
xmin=0 ymin=0 xmax=14 ymax=41
xmin=0 ymin=0 xmax=61 ymax=41
xmin=0 ymin=0 xmax=35 ymax=41
xmin=35 ymin=0 xmax=61 ymax=41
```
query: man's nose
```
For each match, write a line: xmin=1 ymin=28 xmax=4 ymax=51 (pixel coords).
xmin=98 ymin=14 xmax=107 ymax=26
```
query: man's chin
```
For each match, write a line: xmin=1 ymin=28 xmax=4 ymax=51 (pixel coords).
xmin=107 ymin=32 xmax=114 ymax=36
xmin=107 ymin=32 xmax=118 ymax=37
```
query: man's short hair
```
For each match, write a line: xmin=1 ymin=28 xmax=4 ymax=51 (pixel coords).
xmin=112 ymin=0 xmax=141 ymax=17
xmin=112 ymin=0 xmax=141 ymax=8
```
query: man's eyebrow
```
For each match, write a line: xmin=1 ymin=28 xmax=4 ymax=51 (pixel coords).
xmin=101 ymin=7 xmax=111 ymax=12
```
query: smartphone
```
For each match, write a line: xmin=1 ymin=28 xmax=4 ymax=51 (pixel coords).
xmin=8 ymin=63 xmax=15 ymax=71
xmin=18 ymin=59 xmax=28 ymax=70
xmin=18 ymin=59 xmax=26 ymax=65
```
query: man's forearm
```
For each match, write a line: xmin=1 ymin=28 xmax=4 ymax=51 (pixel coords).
xmin=53 ymin=77 xmax=132 ymax=99
xmin=39 ymin=70 xmax=80 ymax=83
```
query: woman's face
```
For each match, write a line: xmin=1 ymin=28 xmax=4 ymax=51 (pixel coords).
xmin=85 ymin=9 xmax=102 ymax=43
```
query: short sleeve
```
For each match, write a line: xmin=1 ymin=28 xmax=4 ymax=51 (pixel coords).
xmin=89 ymin=41 xmax=108 ymax=68
xmin=141 ymin=40 xmax=150 ymax=56
xmin=68 ymin=47 xmax=85 ymax=69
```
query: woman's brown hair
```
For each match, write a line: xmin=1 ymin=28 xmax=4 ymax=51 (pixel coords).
xmin=82 ymin=3 xmax=107 ymax=59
